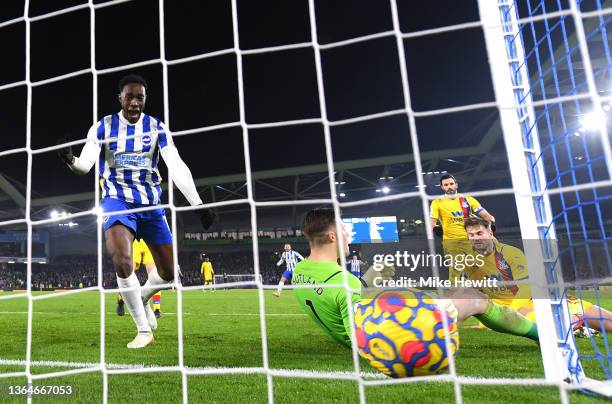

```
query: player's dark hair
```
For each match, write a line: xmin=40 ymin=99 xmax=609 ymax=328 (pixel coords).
xmin=118 ymin=74 xmax=148 ymax=93
xmin=302 ymin=208 xmax=336 ymax=247
xmin=439 ymin=174 xmax=457 ymax=185
xmin=464 ymin=216 xmax=491 ymax=230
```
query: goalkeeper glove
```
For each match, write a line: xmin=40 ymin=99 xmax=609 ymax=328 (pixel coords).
xmin=490 ymin=221 xmax=497 ymax=234
xmin=433 ymin=226 xmax=443 ymax=238
xmin=56 ymin=135 xmax=74 ymax=165
xmin=198 ymin=207 xmax=216 ymax=230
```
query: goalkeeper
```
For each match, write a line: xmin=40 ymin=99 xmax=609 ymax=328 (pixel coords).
xmin=58 ymin=74 xmax=215 ymax=348
xmin=292 ymin=208 xmax=539 ymax=348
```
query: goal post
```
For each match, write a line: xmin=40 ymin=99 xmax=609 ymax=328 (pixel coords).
xmin=479 ymin=0 xmax=612 ymax=396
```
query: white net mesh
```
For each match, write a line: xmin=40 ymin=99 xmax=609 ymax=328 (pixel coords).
xmin=0 ymin=0 xmax=611 ymax=403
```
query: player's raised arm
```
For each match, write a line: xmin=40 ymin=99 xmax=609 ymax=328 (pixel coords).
xmin=276 ymin=255 xmax=285 ymax=266
xmin=478 ymin=209 xmax=496 ymax=223
xmin=295 ymin=251 xmax=305 ymax=261
xmin=158 ymin=123 xmax=215 ymax=229
xmin=468 ymin=196 xmax=496 ymax=226
xmin=58 ymin=122 xmax=102 ymax=175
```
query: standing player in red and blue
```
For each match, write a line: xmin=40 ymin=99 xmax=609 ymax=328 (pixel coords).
xmin=273 ymin=243 xmax=304 ymax=297
xmin=58 ymin=74 xmax=214 ymax=348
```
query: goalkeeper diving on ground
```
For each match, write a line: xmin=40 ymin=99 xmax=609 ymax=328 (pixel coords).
xmin=292 ymin=208 xmax=542 ymax=351
xmin=292 ymin=208 xmax=611 ymax=358
xmin=58 ymin=74 xmax=215 ymax=348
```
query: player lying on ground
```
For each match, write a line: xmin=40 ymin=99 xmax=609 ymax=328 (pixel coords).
xmin=117 ymin=239 xmax=162 ymax=318
xmin=462 ymin=216 xmax=612 ymax=334
xmin=273 ymin=243 xmax=304 ymax=297
xmin=59 ymin=74 xmax=214 ymax=348
xmin=292 ymin=208 xmax=539 ymax=349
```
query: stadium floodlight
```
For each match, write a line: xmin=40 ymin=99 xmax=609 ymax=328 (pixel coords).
xmin=339 ymin=192 xmax=346 ymax=197
xmin=579 ymin=110 xmax=606 ymax=132
xmin=381 ymin=186 xmax=390 ymax=194
xmin=50 ymin=209 xmax=59 ymax=219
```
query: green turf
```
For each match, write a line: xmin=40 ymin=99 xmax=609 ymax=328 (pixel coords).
xmin=0 ymin=290 xmax=610 ymax=403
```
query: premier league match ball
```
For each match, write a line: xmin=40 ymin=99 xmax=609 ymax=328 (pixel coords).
xmin=354 ymin=290 xmax=459 ymax=378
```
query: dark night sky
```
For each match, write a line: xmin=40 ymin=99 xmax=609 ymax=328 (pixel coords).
xmin=0 ymin=0 xmax=510 ymax=217
xmin=0 ymin=0 xmax=607 ymax=233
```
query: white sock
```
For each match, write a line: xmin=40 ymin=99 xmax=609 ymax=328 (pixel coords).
xmin=117 ymin=272 xmax=150 ymax=333
xmin=277 ymin=280 xmax=285 ymax=294
xmin=142 ymin=267 xmax=172 ymax=303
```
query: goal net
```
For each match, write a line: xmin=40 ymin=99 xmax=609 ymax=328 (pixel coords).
xmin=213 ymin=274 xmax=262 ymax=289
xmin=0 ymin=0 xmax=610 ymax=403
xmin=480 ymin=0 xmax=612 ymax=396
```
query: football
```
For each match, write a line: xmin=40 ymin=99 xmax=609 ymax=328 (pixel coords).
xmin=354 ymin=290 xmax=459 ymax=378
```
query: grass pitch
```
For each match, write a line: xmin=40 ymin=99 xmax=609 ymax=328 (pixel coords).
xmin=0 ymin=289 xmax=610 ymax=403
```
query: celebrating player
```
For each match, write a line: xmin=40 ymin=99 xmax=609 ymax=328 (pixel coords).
xmin=58 ymin=74 xmax=214 ymax=348
xmin=273 ymin=243 xmax=304 ymax=297
xmin=200 ymin=256 xmax=214 ymax=291
xmin=117 ymin=239 xmax=162 ymax=319
xmin=292 ymin=208 xmax=539 ymax=349
xmin=463 ymin=216 xmax=612 ymax=334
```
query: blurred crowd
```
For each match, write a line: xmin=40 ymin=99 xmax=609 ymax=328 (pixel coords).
xmin=0 ymin=250 xmax=287 ymax=290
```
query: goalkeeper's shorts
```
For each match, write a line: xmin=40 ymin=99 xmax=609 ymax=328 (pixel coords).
xmin=102 ymin=197 xmax=172 ymax=245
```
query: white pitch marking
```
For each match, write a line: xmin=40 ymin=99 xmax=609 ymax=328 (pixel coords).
xmin=0 ymin=311 xmax=305 ymax=316
xmin=0 ymin=358 xmax=386 ymax=379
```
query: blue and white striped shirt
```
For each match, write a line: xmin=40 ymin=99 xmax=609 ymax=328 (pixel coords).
xmin=71 ymin=111 xmax=202 ymax=207
xmin=350 ymin=259 xmax=362 ymax=274
xmin=93 ymin=112 xmax=168 ymax=205
xmin=277 ymin=250 xmax=304 ymax=271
